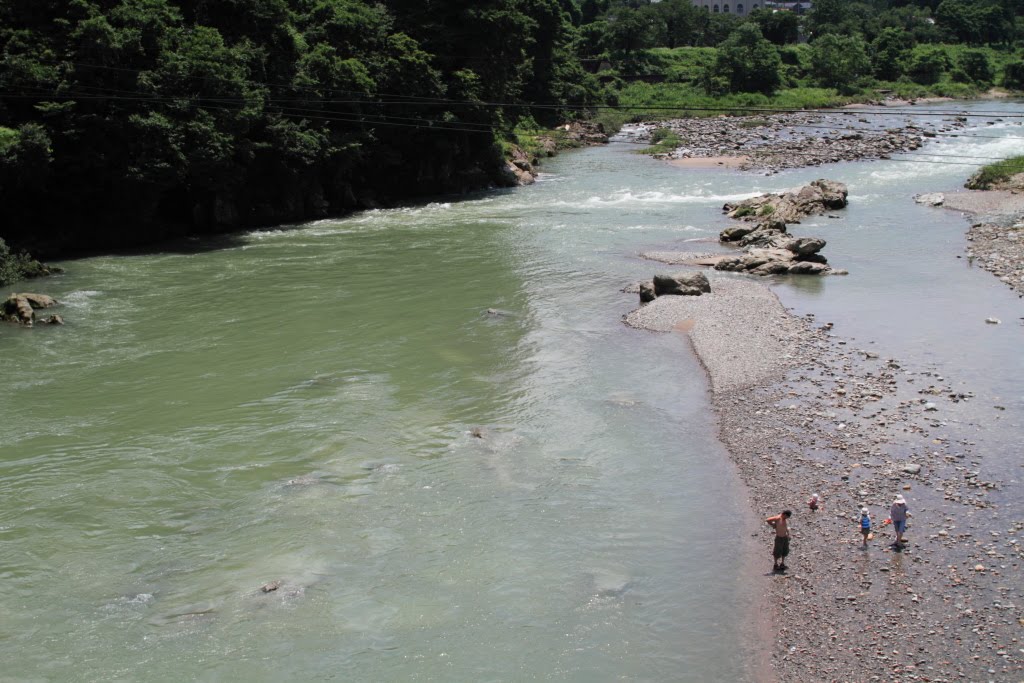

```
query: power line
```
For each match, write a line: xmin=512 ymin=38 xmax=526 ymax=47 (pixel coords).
xmin=5 ymin=85 xmax=1024 ymax=165
xmin=29 ymin=60 xmax=1024 ymax=118
xmin=11 ymin=84 xmax=1024 ymax=152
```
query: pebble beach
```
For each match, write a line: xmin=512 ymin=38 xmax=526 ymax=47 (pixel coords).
xmin=627 ymin=271 xmax=1022 ymax=682
xmin=624 ymin=136 xmax=1024 ymax=680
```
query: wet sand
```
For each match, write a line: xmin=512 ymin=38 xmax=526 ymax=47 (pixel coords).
xmin=667 ymin=155 xmax=751 ymax=169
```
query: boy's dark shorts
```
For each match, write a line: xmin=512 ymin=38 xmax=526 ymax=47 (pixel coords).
xmin=773 ymin=536 xmax=790 ymax=559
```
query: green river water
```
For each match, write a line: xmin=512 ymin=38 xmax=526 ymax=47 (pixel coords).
xmin=3 ymin=100 xmax=1024 ymax=681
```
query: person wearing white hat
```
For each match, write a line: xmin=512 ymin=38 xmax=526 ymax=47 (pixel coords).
xmin=859 ymin=508 xmax=872 ymax=547
xmin=890 ymin=495 xmax=911 ymax=546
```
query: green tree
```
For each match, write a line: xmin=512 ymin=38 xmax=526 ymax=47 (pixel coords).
xmin=871 ymin=27 xmax=913 ymax=80
xmin=692 ymin=10 xmax=742 ymax=47
xmin=651 ymin=0 xmax=698 ymax=48
xmin=750 ymin=8 xmax=800 ymax=45
xmin=809 ymin=34 xmax=871 ymax=92
xmin=806 ymin=0 xmax=852 ymax=37
xmin=711 ymin=24 xmax=782 ymax=94
xmin=936 ymin=0 xmax=1015 ymax=45
xmin=605 ymin=4 xmax=657 ymax=55
xmin=1002 ymin=60 xmax=1024 ymax=88
xmin=959 ymin=49 xmax=994 ymax=83
xmin=907 ymin=45 xmax=949 ymax=84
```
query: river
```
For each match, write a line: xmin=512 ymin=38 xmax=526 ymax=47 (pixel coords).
xmin=2 ymin=100 xmax=1023 ymax=681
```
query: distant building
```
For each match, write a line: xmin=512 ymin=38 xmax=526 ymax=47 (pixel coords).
xmin=688 ymin=0 xmax=811 ymax=16
xmin=764 ymin=1 xmax=812 ymax=13
xmin=691 ymin=0 xmax=760 ymax=16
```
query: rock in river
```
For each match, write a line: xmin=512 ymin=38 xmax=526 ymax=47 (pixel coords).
xmin=1 ymin=292 xmax=59 ymax=326
xmin=653 ymin=272 xmax=711 ymax=297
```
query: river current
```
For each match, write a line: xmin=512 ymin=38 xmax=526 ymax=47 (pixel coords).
xmin=2 ymin=100 xmax=1023 ymax=681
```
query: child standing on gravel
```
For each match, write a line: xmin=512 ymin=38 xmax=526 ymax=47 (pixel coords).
xmin=859 ymin=508 xmax=872 ymax=547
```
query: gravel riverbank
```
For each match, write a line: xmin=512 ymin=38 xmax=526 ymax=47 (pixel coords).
xmin=625 ymin=274 xmax=1023 ymax=682
xmin=941 ymin=190 xmax=1024 ymax=297
xmin=620 ymin=110 xmax=971 ymax=173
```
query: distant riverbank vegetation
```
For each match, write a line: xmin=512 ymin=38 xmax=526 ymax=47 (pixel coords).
xmin=2 ymin=0 xmax=1024 ymax=260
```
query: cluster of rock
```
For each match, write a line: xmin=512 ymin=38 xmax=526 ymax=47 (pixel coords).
xmin=503 ymin=122 xmax=609 ymax=186
xmin=627 ymin=110 xmax=970 ymax=173
xmin=723 ymin=178 xmax=848 ymax=223
xmin=1 ymin=293 xmax=63 ymax=326
xmin=715 ymin=180 xmax=848 ymax=276
xmin=714 ymin=241 xmax=832 ymax=276
xmin=503 ymin=146 xmax=541 ymax=186
xmin=637 ymin=271 xmax=711 ymax=303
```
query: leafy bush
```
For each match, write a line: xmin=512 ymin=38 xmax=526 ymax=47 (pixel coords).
xmin=0 ymin=238 xmax=47 ymax=286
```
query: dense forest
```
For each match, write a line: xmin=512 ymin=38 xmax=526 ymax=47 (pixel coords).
xmin=2 ymin=0 xmax=1024 ymax=262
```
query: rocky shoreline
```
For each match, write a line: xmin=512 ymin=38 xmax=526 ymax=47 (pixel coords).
xmin=915 ymin=185 xmax=1024 ymax=297
xmin=624 ymin=163 xmax=1024 ymax=679
xmin=625 ymin=273 xmax=1022 ymax=682
xmin=622 ymin=109 xmax=972 ymax=173
xmin=937 ymin=189 xmax=1024 ymax=297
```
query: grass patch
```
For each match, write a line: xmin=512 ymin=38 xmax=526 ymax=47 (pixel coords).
xmin=637 ymin=127 xmax=681 ymax=155
xmin=758 ymin=204 xmax=775 ymax=216
xmin=965 ymin=155 xmax=1024 ymax=189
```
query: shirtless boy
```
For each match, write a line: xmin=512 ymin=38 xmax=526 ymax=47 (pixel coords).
xmin=766 ymin=510 xmax=792 ymax=571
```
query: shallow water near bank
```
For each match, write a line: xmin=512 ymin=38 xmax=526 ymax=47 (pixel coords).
xmin=3 ymin=100 xmax=1024 ymax=681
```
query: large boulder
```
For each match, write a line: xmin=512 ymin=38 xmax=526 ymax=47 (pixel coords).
xmin=719 ymin=224 xmax=756 ymax=242
xmin=1 ymin=292 xmax=59 ymax=326
xmin=808 ymin=179 xmax=848 ymax=209
xmin=786 ymin=236 xmax=826 ymax=257
xmin=739 ymin=228 xmax=790 ymax=249
xmin=751 ymin=260 xmax=792 ymax=275
xmin=652 ymin=271 xmax=711 ymax=296
xmin=914 ymin=192 xmax=944 ymax=206
xmin=787 ymin=261 xmax=830 ymax=275
xmin=723 ymin=179 xmax=848 ymax=223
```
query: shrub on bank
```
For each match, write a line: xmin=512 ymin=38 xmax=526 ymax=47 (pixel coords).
xmin=1002 ymin=60 xmax=1024 ymax=89
xmin=0 ymin=238 xmax=52 ymax=287
xmin=965 ymin=156 xmax=1024 ymax=190
xmin=637 ymin=127 xmax=682 ymax=155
